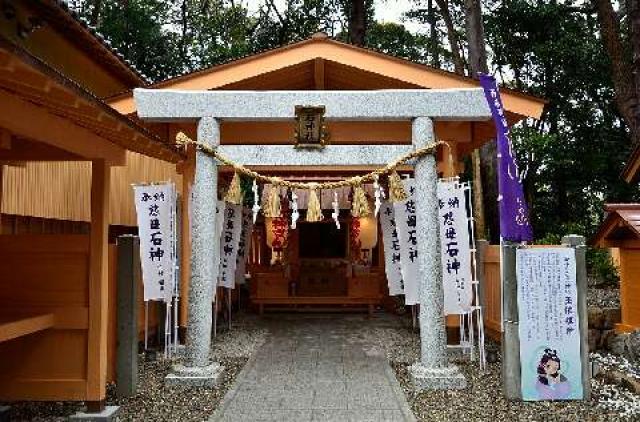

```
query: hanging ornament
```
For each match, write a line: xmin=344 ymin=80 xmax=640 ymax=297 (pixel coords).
xmin=351 ymin=183 xmax=371 ymax=217
xmin=251 ymin=179 xmax=260 ymax=223
xmin=262 ymin=185 xmax=281 ymax=218
xmin=388 ymin=170 xmax=408 ymax=203
xmin=290 ymin=190 xmax=300 ymax=229
xmin=331 ymin=191 xmax=341 ymax=229
xmin=224 ymin=171 xmax=243 ymax=205
xmin=306 ymin=185 xmax=323 ymax=222
xmin=373 ymin=174 xmax=384 ymax=217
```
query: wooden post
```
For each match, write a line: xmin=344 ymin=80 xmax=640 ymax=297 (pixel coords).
xmin=179 ymin=145 xmax=195 ymax=339
xmin=562 ymin=235 xmax=591 ymax=400
xmin=115 ymin=236 xmax=139 ymax=397
xmin=86 ymin=159 xmax=110 ymax=406
xmin=501 ymin=241 xmax=521 ymax=400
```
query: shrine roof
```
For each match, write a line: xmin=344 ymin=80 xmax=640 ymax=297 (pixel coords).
xmin=591 ymin=204 xmax=640 ymax=247
xmin=0 ymin=35 xmax=181 ymax=163
xmin=107 ymin=33 xmax=546 ymax=121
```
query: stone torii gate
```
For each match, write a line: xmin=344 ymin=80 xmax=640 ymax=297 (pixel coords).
xmin=134 ymin=88 xmax=491 ymax=390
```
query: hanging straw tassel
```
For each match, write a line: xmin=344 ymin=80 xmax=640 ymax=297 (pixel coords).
xmin=224 ymin=171 xmax=243 ymax=205
xmin=306 ymin=186 xmax=323 ymax=222
xmin=388 ymin=170 xmax=408 ymax=203
xmin=262 ymin=185 xmax=281 ymax=218
xmin=351 ymin=183 xmax=371 ymax=217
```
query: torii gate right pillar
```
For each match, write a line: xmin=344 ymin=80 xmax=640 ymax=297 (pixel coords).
xmin=409 ymin=117 xmax=467 ymax=390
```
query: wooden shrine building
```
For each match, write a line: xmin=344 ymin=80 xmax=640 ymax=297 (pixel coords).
xmin=110 ymin=31 xmax=546 ymax=328
xmin=0 ymin=0 xmax=179 ymax=407
xmin=0 ymin=1 xmax=545 ymax=406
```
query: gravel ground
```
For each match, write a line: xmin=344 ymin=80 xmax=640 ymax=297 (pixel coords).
xmin=4 ymin=312 xmax=640 ymax=421
xmin=3 ymin=314 xmax=267 ymax=422
xmin=588 ymin=286 xmax=620 ymax=308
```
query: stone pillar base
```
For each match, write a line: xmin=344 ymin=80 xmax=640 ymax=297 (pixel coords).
xmin=165 ymin=362 xmax=224 ymax=387
xmin=68 ymin=406 xmax=120 ymax=421
xmin=409 ymin=362 xmax=467 ymax=390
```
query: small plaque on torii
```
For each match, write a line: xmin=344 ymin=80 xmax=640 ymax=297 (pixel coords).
xmin=294 ymin=105 xmax=329 ymax=149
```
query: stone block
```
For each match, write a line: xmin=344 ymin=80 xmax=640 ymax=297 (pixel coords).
xmin=165 ymin=362 xmax=224 ymax=387
xmin=68 ymin=406 xmax=120 ymax=421
xmin=587 ymin=307 xmax=605 ymax=329
xmin=602 ymin=308 xmax=622 ymax=330
xmin=0 ymin=405 xmax=10 ymax=422
xmin=606 ymin=332 xmax=630 ymax=356
xmin=588 ymin=329 xmax=600 ymax=352
xmin=408 ymin=363 xmax=467 ymax=390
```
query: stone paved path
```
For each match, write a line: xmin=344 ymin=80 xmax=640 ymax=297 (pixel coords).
xmin=211 ymin=315 xmax=415 ymax=422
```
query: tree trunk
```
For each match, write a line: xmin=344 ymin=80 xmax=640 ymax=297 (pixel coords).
xmin=435 ymin=0 xmax=464 ymax=75
xmin=464 ymin=0 xmax=489 ymax=75
xmin=628 ymin=0 xmax=640 ymax=144
xmin=428 ymin=0 xmax=440 ymax=67
xmin=90 ymin=0 xmax=102 ymax=27
xmin=349 ymin=0 xmax=366 ymax=46
xmin=464 ymin=0 xmax=497 ymax=241
xmin=595 ymin=0 xmax=638 ymax=143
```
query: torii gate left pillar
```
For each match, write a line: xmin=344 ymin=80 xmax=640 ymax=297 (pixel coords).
xmin=166 ymin=116 xmax=224 ymax=386
xmin=134 ymin=88 xmax=490 ymax=389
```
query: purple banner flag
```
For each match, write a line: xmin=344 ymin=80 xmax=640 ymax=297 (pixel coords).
xmin=479 ymin=74 xmax=533 ymax=242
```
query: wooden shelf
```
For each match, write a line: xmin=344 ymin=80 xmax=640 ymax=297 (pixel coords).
xmin=0 ymin=313 xmax=55 ymax=343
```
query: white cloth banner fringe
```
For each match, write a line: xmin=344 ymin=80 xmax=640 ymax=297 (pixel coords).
xmin=393 ymin=178 xmax=419 ymax=305
xmin=218 ymin=204 xmax=243 ymax=289
xmin=379 ymin=202 xmax=404 ymax=296
xmin=437 ymin=180 xmax=474 ymax=315
xmin=133 ymin=183 xmax=177 ymax=302
xmin=235 ymin=207 xmax=254 ymax=285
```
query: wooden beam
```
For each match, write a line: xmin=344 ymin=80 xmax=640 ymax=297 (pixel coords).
xmin=86 ymin=159 xmax=110 ymax=401
xmin=314 ymin=58 xmax=325 ymax=90
xmin=0 ymin=89 xmax=125 ymax=165
xmin=0 ymin=314 xmax=55 ymax=343
xmin=0 ymin=129 xmax=10 ymax=149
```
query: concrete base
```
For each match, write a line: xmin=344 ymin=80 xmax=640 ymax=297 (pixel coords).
xmin=68 ymin=406 xmax=120 ymax=421
xmin=409 ymin=362 xmax=467 ymax=390
xmin=165 ymin=362 xmax=224 ymax=387
xmin=0 ymin=405 xmax=11 ymax=422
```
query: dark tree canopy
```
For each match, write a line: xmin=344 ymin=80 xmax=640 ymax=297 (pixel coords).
xmin=70 ymin=0 xmax=640 ymax=244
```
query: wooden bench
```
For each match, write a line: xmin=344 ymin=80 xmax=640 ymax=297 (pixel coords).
xmin=0 ymin=313 xmax=55 ymax=343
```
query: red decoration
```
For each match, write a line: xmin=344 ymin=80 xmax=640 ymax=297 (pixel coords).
xmin=350 ymin=217 xmax=362 ymax=262
xmin=271 ymin=196 xmax=290 ymax=251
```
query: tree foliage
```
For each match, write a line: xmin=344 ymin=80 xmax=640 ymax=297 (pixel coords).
xmin=70 ymin=0 xmax=640 ymax=243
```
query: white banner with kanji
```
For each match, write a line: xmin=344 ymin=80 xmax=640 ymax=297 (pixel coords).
xmin=394 ymin=178 xmax=419 ymax=305
xmin=235 ymin=207 xmax=254 ymax=285
xmin=218 ymin=204 xmax=243 ymax=289
xmin=379 ymin=202 xmax=404 ymax=296
xmin=134 ymin=183 xmax=176 ymax=302
xmin=437 ymin=181 xmax=474 ymax=315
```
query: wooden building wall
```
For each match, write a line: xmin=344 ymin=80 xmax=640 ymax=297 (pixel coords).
xmin=1 ymin=152 xmax=181 ymax=227
xmin=0 ymin=235 xmax=92 ymax=400
xmin=617 ymin=247 xmax=640 ymax=332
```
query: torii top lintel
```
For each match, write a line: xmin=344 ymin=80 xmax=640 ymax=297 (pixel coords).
xmin=133 ymin=88 xmax=492 ymax=122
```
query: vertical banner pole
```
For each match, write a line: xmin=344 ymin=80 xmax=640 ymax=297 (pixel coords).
xmin=562 ymin=235 xmax=591 ymax=400
xmin=501 ymin=242 xmax=521 ymax=399
xmin=228 ymin=288 xmax=232 ymax=331
xmin=144 ymin=301 xmax=149 ymax=351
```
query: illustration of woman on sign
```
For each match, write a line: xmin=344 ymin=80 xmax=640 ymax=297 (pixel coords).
xmin=535 ymin=348 xmax=571 ymax=400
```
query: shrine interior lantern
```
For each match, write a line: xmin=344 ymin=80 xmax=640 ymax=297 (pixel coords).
xmin=265 ymin=216 xmax=288 ymax=265
xmin=358 ymin=215 xmax=378 ymax=249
